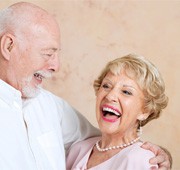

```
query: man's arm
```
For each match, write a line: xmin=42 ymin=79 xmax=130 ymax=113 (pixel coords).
xmin=57 ymin=97 xmax=100 ymax=154
xmin=141 ymin=142 xmax=172 ymax=170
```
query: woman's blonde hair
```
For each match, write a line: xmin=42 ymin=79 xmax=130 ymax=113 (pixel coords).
xmin=93 ymin=54 xmax=168 ymax=126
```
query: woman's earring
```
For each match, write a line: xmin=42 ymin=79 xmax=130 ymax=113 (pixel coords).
xmin=137 ymin=120 xmax=143 ymax=136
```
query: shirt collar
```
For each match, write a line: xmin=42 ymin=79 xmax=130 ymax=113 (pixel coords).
xmin=0 ymin=79 xmax=22 ymax=106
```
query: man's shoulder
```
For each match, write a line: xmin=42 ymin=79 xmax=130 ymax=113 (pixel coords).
xmin=37 ymin=88 xmax=64 ymax=102
xmin=36 ymin=88 xmax=73 ymax=111
xmin=24 ymin=88 xmax=66 ymax=109
xmin=38 ymin=88 xmax=56 ymax=97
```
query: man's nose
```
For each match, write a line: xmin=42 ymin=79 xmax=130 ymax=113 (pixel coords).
xmin=48 ymin=54 xmax=60 ymax=72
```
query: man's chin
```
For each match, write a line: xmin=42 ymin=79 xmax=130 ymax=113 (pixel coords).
xmin=22 ymin=86 xmax=40 ymax=98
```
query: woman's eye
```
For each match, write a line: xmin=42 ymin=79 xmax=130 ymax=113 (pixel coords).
xmin=122 ymin=90 xmax=132 ymax=95
xmin=102 ymin=83 xmax=110 ymax=89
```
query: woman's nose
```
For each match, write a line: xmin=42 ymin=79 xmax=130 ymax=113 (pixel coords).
xmin=105 ymin=88 xmax=118 ymax=103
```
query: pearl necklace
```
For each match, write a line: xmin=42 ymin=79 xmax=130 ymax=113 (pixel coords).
xmin=95 ymin=137 xmax=140 ymax=152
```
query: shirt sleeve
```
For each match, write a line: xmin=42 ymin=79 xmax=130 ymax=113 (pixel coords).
xmin=55 ymin=96 xmax=100 ymax=155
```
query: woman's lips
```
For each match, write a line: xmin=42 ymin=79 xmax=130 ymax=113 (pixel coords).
xmin=101 ymin=104 xmax=122 ymax=123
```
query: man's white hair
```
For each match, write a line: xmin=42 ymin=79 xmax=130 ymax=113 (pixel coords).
xmin=0 ymin=2 xmax=53 ymax=50
xmin=0 ymin=5 xmax=31 ymax=48
xmin=0 ymin=8 xmax=13 ymax=35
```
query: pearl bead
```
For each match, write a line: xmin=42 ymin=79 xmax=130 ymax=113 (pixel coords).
xmin=95 ymin=137 xmax=140 ymax=152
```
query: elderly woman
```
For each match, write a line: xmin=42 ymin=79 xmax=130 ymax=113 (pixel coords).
xmin=66 ymin=54 xmax=169 ymax=170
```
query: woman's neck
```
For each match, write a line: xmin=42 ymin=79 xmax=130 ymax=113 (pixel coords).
xmin=100 ymin=132 xmax=139 ymax=148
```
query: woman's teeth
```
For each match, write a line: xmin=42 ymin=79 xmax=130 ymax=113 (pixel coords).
xmin=102 ymin=107 xmax=121 ymax=117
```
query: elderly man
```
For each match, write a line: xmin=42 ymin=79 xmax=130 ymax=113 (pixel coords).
xmin=0 ymin=2 xmax=171 ymax=170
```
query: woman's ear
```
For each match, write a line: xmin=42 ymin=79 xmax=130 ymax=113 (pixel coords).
xmin=137 ymin=112 xmax=150 ymax=121
xmin=0 ymin=33 xmax=15 ymax=60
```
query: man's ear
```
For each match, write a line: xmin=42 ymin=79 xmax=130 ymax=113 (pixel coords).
xmin=0 ymin=33 xmax=15 ymax=60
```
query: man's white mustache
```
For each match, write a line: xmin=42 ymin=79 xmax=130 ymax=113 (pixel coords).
xmin=35 ymin=70 xmax=52 ymax=78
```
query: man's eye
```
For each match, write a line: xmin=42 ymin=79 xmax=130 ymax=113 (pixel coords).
xmin=122 ymin=90 xmax=132 ymax=95
xmin=46 ymin=54 xmax=53 ymax=57
xmin=42 ymin=54 xmax=54 ymax=60
xmin=42 ymin=53 xmax=54 ymax=57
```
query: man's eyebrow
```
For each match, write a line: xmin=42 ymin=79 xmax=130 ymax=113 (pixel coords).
xmin=42 ymin=48 xmax=60 ymax=52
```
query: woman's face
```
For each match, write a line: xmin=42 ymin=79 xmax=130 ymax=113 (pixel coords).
xmin=96 ymin=70 xmax=145 ymax=137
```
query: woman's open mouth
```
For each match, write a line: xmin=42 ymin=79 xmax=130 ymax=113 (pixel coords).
xmin=101 ymin=105 xmax=122 ymax=123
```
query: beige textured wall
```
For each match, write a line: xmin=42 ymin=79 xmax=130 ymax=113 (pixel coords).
xmin=1 ymin=0 xmax=180 ymax=169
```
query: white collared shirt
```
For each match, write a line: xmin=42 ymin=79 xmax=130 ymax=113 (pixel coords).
xmin=0 ymin=79 xmax=99 ymax=170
